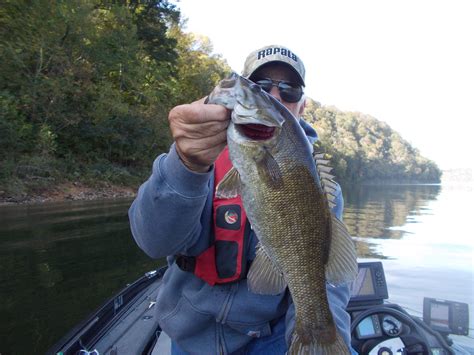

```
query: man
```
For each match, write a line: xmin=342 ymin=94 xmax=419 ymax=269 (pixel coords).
xmin=129 ymin=45 xmax=352 ymax=354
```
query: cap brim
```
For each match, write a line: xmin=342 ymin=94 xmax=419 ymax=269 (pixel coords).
xmin=246 ymin=61 xmax=305 ymax=87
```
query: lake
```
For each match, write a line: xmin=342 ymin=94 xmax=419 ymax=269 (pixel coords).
xmin=0 ymin=183 xmax=473 ymax=354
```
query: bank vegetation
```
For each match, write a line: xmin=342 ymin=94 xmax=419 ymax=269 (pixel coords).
xmin=0 ymin=0 xmax=441 ymax=201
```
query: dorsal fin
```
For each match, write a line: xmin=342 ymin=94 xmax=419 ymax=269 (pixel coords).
xmin=317 ymin=165 xmax=333 ymax=174
xmin=313 ymin=151 xmax=339 ymax=206
xmin=315 ymin=158 xmax=330 ymax=165
xmin=323 ymin=179 xmax=338 ymax=190
xmin=313 ymin=152 xmax=358 ymax=286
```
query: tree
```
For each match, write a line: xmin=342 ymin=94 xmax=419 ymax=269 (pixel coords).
xmin=1 ymin=0 xmax=232 ymax=195
xmin=303 ymin=99 xmax=442 ymax=183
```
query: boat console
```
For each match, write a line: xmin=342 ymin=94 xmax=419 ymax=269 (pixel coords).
xmin=348 ymin=262 xmax=470 ymax=355
xmin=48 ymin=263 xmax=472 ymax=355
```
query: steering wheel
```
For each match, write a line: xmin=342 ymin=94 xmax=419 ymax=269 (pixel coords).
xmin=350 ymin=306 xmax=431 ymax=355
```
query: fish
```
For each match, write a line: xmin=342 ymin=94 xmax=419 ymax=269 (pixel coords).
xmin=207 ymin=73 xmax=358 ymax=355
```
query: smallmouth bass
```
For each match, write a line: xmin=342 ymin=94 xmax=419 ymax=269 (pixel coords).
xmin=207 ymin=73 xmax=357 ymax=354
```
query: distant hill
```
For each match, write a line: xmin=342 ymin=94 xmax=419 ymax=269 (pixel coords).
xmin=303 ymin=98 xmax=442 ymax=184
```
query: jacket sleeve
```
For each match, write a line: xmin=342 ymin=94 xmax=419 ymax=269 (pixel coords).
xmin=128 ymin=144 xmax=213 ymax=259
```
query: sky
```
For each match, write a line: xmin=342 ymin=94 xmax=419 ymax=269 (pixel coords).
xmin=172 ymin=0 xmax=473 ymax=171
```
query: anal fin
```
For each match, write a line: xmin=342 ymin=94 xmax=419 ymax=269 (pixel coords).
xmin=325 ymin=216 xmax=358 ymax=285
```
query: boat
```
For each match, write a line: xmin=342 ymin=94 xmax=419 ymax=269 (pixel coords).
xmin=47 ymin=262 xmax=472 ymax=355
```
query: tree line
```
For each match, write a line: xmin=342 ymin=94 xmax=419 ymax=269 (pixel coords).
xmin=304 ymin=99 xmax=442 ymax=184
xmin=0 ymin=0 xmax=440 ymax=197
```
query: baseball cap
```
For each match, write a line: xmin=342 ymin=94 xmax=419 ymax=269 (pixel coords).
xmin=241 ymin=45 xmax=306 ymax=86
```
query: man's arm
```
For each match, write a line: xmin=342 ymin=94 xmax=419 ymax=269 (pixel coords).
xmin=128 ymin=144 xmax=212 ymax=258
xmin=128 ymin=99 xmax=230 ymax=258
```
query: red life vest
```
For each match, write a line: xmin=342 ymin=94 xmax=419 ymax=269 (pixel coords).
xmin=175 ymin=147 xmax=251 ymax=286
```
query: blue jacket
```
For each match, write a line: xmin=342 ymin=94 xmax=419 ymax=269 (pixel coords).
xmin=129 ymin=119 xmax=352 ymax=354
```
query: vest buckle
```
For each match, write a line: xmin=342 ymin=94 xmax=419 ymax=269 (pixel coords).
xmin=176 ymin=255 xmax=196 ymax=272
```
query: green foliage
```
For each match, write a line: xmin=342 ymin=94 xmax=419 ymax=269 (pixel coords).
xmin=304 ymin=99 xmax=442 ymax=183
xmin=0 ymin=0 xmax=441 ymax=198
xmin=0 ymin=0 xmax=229 ymax=196
xmin=0 ymin=91 xmax=34 ymax=155
xmin=167 ymin=26 xmax=231 ymax=106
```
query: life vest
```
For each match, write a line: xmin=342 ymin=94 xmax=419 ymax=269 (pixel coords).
xmin=175 ymin=147 xmax=251 ymax=286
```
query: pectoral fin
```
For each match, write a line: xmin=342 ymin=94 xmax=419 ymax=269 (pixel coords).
xmin=255 ymin=148 xmax=283 ymax=189
xmin=247 ymin=244 xmax=287 ymax=295
xmin=215 ymin=167 xmax=241 ymax=199
xmin=325 ymin=216 xmax=358 ymax=285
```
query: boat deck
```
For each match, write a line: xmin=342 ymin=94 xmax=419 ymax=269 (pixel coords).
xmin=93 ymin=277 xmax=164 ymax=354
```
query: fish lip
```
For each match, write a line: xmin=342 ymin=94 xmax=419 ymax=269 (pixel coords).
xmin=234 ymin=123 xmax=279 ymax=142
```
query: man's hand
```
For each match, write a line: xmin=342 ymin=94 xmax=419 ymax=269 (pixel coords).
xmin=169 ymin=97 xmax=230 ymax=173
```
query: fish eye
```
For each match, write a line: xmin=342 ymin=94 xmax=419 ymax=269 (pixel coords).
xmin=221 ymin=78 xmax=236 ymax=88
xmin=250 ymin=83 xmax=262 ymax=93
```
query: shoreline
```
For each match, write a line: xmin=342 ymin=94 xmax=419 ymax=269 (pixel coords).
xmin=2 ymin=172 xmax=468 ymax=206
xmin=0 ymin=182 xmax=137 ymax=206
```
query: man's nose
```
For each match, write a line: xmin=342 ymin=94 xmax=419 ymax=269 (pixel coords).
xmin=269 ymin=86 xmax=282 ymax=102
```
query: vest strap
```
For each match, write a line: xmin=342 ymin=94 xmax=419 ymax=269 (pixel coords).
xmin=175 ymin=147 xmax=249 ymax=286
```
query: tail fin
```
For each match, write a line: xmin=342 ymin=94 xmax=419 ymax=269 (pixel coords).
xmin=289 ymin=330 xmax=350 ymax=355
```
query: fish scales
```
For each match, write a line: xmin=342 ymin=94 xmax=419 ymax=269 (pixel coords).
xmin=240 ymin=120 xmax=338 ymax=349
xmin=208 ymin=73 xmax=357 ymax=354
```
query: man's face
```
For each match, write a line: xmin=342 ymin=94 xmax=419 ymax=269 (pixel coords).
xmin=250 ymin=63 xmax=306 ymax=118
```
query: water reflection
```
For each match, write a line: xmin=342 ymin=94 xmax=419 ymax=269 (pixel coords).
xmin=344 ymin=183 xmax=473 ymax=349
xmin=342 ymin=184 xmax=442 ymax=258
xmin=1 ymin=183 xmax=472 ymax=354
xmin=0 ymin=199 xmax=160 ymax=355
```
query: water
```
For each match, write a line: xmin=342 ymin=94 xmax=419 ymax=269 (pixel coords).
xmin=0 ymin=199 xmax=160 ymax=355
xmin=343 ymin=183 xmax=474 ymax=349
xmin=0 ymin=184 xmax=473 ymax=354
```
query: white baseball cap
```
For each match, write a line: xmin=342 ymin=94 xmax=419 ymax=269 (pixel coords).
xmin=241 ymin=44 xmax=306 ymax=86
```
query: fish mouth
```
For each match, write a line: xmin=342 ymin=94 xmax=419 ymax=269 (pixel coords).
xmin=235 ymin=124 xmax=276 ymax=141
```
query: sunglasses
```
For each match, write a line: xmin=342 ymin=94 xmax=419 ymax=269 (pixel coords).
xmin=252 ymin=77 xmax=304 ymax=103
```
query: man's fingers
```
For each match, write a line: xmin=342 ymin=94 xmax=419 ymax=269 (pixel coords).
xmin=169 ymin=98 xmax=230 ymax=171
xmin=172 ymin=119 xmax=229 ymax=140
xmin=180 ymin=130 xmax=228 ymax=157
xmin=169 ymin=103 xmax=230 ymax=125
xmin=175 ymin=130 xmax=228 ymax=171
